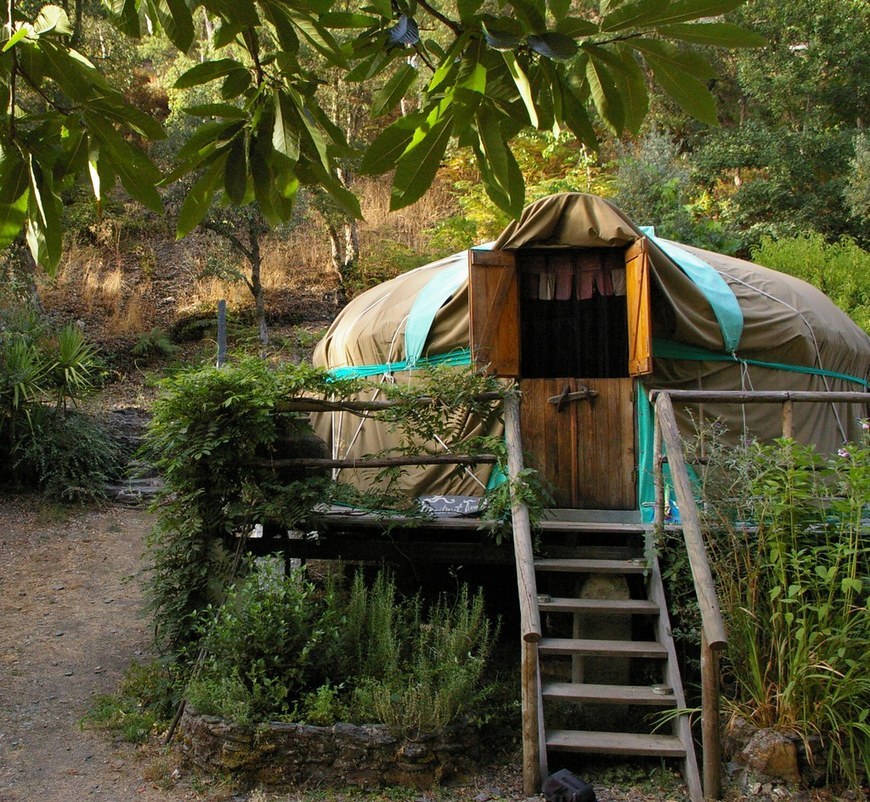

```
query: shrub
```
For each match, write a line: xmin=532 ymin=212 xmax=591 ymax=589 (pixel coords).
xmin=185 ymin=560 xmax=498 ymax=734
xmin=697 ymin=432 xmax=869 ymax=787
xmin=751 ymin=233 xmax=870 ymax=334
xmin=15 ymin=409 xmax=124 ymax=503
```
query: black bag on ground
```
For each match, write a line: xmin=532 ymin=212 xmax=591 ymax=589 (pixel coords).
xmin=542 ymin=768 xmax=597 ymax=802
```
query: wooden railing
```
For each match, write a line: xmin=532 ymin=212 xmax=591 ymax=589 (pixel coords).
xmin=649 ymin=388 xmax=869 ymax=800
xmin=502 ymin=393 xmax=544 ymax=795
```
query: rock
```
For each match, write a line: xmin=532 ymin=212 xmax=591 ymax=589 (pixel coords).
xmin=738 ymin=728 xmax=801 ymax=784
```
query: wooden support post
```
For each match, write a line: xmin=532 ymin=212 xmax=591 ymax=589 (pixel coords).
xmin=217 ymin=299 xmax=227 ymax=367
xmin=781 ymin=399 xmax=794 ymax=439
xmin=701 ymin=630 xmax=722 ymax=800
xmin=504 ymin=392 xmax=543 ymax=795
xmin=653 ymin=409 xmax=664 ymax=528
xmin=521 ymin=638 xmax=544 ymax=795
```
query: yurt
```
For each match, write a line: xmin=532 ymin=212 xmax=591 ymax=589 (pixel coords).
xmin=312 ymin=193 xmax=870 ymax=518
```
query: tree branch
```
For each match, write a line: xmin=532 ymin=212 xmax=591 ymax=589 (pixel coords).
xmin=415 ymin=0 xmax=462 ymax=36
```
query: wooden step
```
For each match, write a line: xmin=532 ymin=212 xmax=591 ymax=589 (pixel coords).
xmin=542 ymin=681 xmax=677 ymax=706
xmin=534 ymin=557 xmax=647 ymax=574
xmin=546 ymin=729 xmax=687 ymax=757
xmin=539 ymin=638 xmax=668 ymax=658
xmin=538 ymin=597 xmax=660 ymax=615
xmin=538 ymin=520 xmax=648 ymax=535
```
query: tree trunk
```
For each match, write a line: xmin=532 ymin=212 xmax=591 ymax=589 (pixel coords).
xmin=247 ymin=219 xmax=269 ymax=351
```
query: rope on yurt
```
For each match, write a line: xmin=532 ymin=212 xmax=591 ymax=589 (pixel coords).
xmin=716 ymin=269 xmax=853 ymax=439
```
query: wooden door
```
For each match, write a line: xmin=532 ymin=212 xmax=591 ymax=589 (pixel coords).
xmin=519 ymin=377 xmax=636 ymax=509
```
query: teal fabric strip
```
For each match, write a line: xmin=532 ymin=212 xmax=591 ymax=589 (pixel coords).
xmin=636 ymin=385 xmax=656 ymax=522
xmin=404 ymin=255 xmax=468 ymax=366
xmin=640 ymin=227 xmax=744 ymax=353
xmin=653 ymin=338 xmax=870 ymax=389
xmin=328 ymin=348 xmax=473 ymax=379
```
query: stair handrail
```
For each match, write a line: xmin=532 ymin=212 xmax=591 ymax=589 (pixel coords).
xmin=502 ymin=392 xmax=545 ymax=795
xmin=652 ymin=392 xmax=727 ymax=650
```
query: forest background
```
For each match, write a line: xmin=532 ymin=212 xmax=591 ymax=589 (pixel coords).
xmin=0 ymin=0 xmax=867 ymax=352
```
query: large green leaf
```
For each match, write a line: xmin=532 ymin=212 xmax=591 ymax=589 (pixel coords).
xmin=176 ymin=156 xmax=226 ymax=238
xmin=583 ymin=48 xmax=625 ymax=133
xmin=630 ymin=38 xmax=715 ymax=80
xmin=612 ymin=45 xmax=648 ymax=135
xmin=555 ymin=17 xmax=597 ymax=36
xmin=25 ymin=159 xmax=62 ymax=271
xmin=285 ymin=87 xmax=329 ymax=170
xmin=34 ymin=5 xmax=74 ymax=36
xmin=175 ymin=120 xmax=239 ymax=162
xmin=502 ymin=52 xmax=538 ymax=127
xmin=250 ymin=145 xmax=281 ymax=226
xmin=0 ymin=153 xmax=30 ymax=250
xmin=657 ymin=22 xmax=765 ymax=47
xmin=632 ymin=42 xmax=718 ymax=124
xmin=527 ymin=32 xmax=578 ymax=61
xmin=474 ymin=140 xmax=525 ymax=218
xmin=359 ymin=121 xmax=416 ymax=175
xmin=88 ymin=93 xmax=167 ymax=140
xmin=646 ymin=0 xmax=744 ymax=26
xmin=201 ymin=0 xmax=259 ymax=26
xmin=104 ymin=0 xmax=141 ymax=38
xmin=221 ymin=68 xmax=251 ymax=99
xmin=224 ymin=136 xmax=248 ymax=204
xmin=84 ymin=112 xmax=163 ymax=210
xmin=507 ymin=0 xmax=546 ymax=34
xmin=390 ymin=117 xmax=454 ymax=211
xmin=284 ymin=8 xmax=347 ymax=68
xmin=182 ymin=103 xmax=247 ymax=119
xmin=476 ymin=109 xmax=511 ymax=197
xmin=457 ymin=0 xmax=484 ymax=20
xmin=320 ymin=11 xmax=379 ymax=28
xmin=174 ymin=58 xmax=244 ymax=89
xmin=272 ymin=92 xmax=301 ymax=161
xmin=260 ymin=1 xmax=299 ymax=54
xmin=600 ymin=0 xmax=668 ymax=32
xmin=163 ymin=0 xmax=195 ymax=51
xmin=371 ymin=63 xmax=417 ymax=118
xmin=548 ymin=0 xmax=571 ymax=22
xmin=559 ymin=83 xmax=598 ymax=149
xmin=3 ymin=26 xmax=30 ymax=52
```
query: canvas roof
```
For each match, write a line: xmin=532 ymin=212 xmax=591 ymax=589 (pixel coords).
xmin=313 ymin=193 xmax=870 ymax=499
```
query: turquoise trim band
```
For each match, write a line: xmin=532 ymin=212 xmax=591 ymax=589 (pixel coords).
xmin=641 ymin=227 xmax=744 ymax=353
xmin=405 ymin=255 xmax=468 ymax=366
xmin=328 ymin=348 xmax=473 ymax=379
xmin=653 ymin=338 xmax=870 ymax=389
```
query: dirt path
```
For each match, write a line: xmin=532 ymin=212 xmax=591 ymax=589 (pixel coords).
xmin=0 ymin=498 xmax=186 ymax=802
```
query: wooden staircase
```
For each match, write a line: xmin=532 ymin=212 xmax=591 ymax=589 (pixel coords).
xmin=532 ymin=518 xmax=703 ymax=801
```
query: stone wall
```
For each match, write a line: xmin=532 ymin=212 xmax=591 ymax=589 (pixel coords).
xmin=177 ymin=708 xmax=481 ymax=789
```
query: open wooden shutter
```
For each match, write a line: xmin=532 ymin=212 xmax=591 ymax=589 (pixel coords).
xmin=468 ymin=249 xmax=520 ymax=377
xmin=625 ymin=238 xmax=653 ymax=376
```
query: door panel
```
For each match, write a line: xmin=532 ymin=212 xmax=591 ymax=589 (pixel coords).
xmin=520 ymin=377 xmax=636 ymax=509
xmin=468 ymin=249 xmax=520 ymax=376
xmin=625 ymin=238 xmax=653 ymax=376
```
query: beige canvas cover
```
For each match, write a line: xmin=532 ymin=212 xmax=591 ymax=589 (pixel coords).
xmin=313 ymin=193 xmax=870 ymax=499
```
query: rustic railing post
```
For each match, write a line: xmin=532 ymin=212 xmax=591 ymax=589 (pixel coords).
xmin=781 ymin=398 xmax=794 ymax=438
xmin=503 ymin=391 xmax=544 ymax=794
xmin=701 ymin=630 xmax=722 ymax=799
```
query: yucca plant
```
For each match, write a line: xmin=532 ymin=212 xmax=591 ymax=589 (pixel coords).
xmin=46 ymin=324 xmax=102 ymax=413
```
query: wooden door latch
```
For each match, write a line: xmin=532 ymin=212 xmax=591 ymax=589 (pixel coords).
xmin=547 ymin=383 xmax=598 ymax=412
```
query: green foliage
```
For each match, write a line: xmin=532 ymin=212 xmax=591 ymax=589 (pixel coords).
xmin=143 ymin=358 xmax=513 ymax=654
xmin=696 ymin=432 xmax=870 ymax=787
xmin=15 ymin=408 xmax=124 ymax=503
xmin=750 ymin=234 xmax=870 ymax=334
xmin=615 ymin=132 xmax=742 ymax=253
xmin=82 ymin=660 xmax=177 ymax=743
xmin=186 ymin=560 xmax=498 ymax=734
xmin=0 ymin=313 xmax=119 ymax=501
xmin=352 ymin=583 xmax=496 ymax=737
xmin=131 ymin=328 xmax=179 ymax=361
